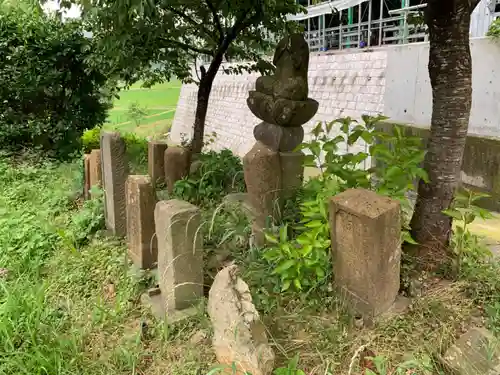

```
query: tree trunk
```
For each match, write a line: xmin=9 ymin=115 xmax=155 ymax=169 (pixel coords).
xmin=409 ymin=0 xmax=478 ymax=270
xmin=190 ymin=52 xmax=224 ymax=155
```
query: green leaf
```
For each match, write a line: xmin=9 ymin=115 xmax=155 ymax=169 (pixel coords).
xmin=279 ymin=224 xmax=288 ymax=243
xmin=281 ymin=279 xmax=291 ymax=292
xmin=442 ymin=209 xmax=463 ymax=221
xmin=264 ymin=232 xmax=279 ymax=244
xmin=401 ymin=231 xmax=418 ymax=245
xmin=315 ymin=267 xmax=325 ymax=278
xmin=273 ymin=259 xmax=296 ymax=275
xmin=304 ymin=220 xmax=323 ymax=228
xmin=293 ymin=278 xmax=302 ymax=290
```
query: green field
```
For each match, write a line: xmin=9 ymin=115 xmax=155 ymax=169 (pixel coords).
xmin=104 ymin=80 xmax=182 ymax=137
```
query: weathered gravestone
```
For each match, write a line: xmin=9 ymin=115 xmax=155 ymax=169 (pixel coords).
xmin=89 ymin=149 xmax=102 ymax=195
xmin=126 ymin=175 xmax=157 ymax=269
xmin=164 ymin=147 xmax=190 ymax=193
xmin=329 ymin=188 xmax=401 ymax=319
xmin=148 ymin=140 xmax=168 ymax=187
xmin=443 ymin=327 xmax=500 ymax=375
xmin=142 ymin=199 xmax=203 ymax=322
xmin=83 ymin=154 xmax=91 ymax=200
xmin=101 ymin=132 xmax=129 ymax=236
xmin=208 ymin=265 xmax=275 ymax=375
xmin=243 ymin=33 xmax=318 ymax=246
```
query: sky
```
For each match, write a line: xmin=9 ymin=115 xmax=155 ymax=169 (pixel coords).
xmin=42 ymin=0 xmax=81 ymax=19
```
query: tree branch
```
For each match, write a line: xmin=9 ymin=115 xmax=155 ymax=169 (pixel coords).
xmin=205 ymin=0 xmax=224 ymax=42
xmin=164 ymin=5 xmax=218 ymax=42
xmin=469 ymin=0 xmax=481 ymax=12
xmin=221 ymin=2 xmax=264 ymax=53
xmin=162 ymin=38 xmax=213 ymax=56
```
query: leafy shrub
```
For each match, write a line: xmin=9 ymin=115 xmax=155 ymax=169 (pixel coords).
xmin=487 ymin=18 xmax=500 ymax=37
xmin=81 ymin=126 xmax=102 ymax=153
xmin=264 ymin=115 xmax=427 ymax=292
xmin=0 ymin=8 xmax=114 ymax=158
xmin=443 ymin=188 xmax=493 ymax=277
xmin=81 ymin=127 xmax=148 ymax=172
xmin=173 ymin=149 xmax=245 ymax=206
xmin=127 ymin=102 xmax=148 ymax=127
xmin=122 ymin=132 xmax=148 ymax=171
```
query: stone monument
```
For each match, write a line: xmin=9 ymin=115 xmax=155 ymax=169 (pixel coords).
xmin=243 ymin=33 xmax=318 ymax=245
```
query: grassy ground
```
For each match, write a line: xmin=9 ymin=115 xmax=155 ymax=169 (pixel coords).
xmin=0 ymin=154 xmax=214 ymax=375
xmin=2 ymin=152 xmax=500 ymax=375
xmin=104 ymin=80 xmax=181 ymax=137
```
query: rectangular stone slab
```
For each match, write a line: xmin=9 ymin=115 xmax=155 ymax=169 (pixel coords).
xmin=101 ymin=131 xmax=129 ymax=236
xmin=126 ymin=175 xmax=157 ymax=269
xmin=155 ymin=199 xmax=203 ymax=312
xmin=83 ymin=154 xmax=91 ymax=200
xmin=329 ymin=188 xmax=401 ymax=318
xmin=148 ymin=141 xmax=168 ymax=187
xmin=89 ymin=149 xmax=102 ymax=194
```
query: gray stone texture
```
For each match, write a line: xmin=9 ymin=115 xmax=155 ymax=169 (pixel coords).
xmin=243 ymin=142 xmax=282 ymax=247
xmin=126 ymin=175 xmax=158 ymax=269
xmin=247 ymin=34 xmax=318 ymax=128
xmin=155 ymin=199 xmax=203 ymax=312
xmin=280 ymin=151 xmax=305 ymax=201
xmin=208 ymin=265 xmax=275 ymax=375
xmin=164 ymin=147 xmax=190 ymax=193
xmin=253 ymin=122 xmax=304 ymax=152
xmin=329 ymin=189 xmax=401 ymax=317
xmin=148 ymin=140 xmax=168 ymax=187
xmin=444 ymin=327 xmax=500 ymax=375
xmin=170 ymin=50 xmax=388 ymax=158
xmin=101 ymin=131 xmax=129 ymax=236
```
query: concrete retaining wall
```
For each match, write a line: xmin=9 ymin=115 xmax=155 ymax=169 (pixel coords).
xmin=171 ymin=37 xmax=500 ymax=205
xmin=376 ymin=122 xmax=500 ymax=211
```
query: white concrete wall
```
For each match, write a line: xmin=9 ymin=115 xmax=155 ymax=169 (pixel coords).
xmin=384 ymin=37 xmax=500 ymax=138
xmin=471 ymin=0 xmax=498 ymax=38
xmin=171 ymin=50 xmax=387 ymax=158
xmin=171 ymin=37 xmax=500 ymax=157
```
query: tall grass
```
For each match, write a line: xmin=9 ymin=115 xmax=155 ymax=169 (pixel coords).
xmin=0 ymin=153 xmax=215 ymax=375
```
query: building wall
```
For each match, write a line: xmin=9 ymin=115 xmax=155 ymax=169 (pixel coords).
xmin=171 ymin=37 xmax=500 ymax=157
xmin=384 ymin=37 xmax=500 ymax=137
xmin=171 ymin=37 xmax=500 ymax=202
xmin=171 ymin=49 xmax=388 ymax=160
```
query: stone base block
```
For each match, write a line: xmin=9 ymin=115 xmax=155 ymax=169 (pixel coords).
xmin=141 ymin=290 xmax=200 ymax=324
xmin=280 ymin=151 xmax=304 ymax=201
xmin=243 ymin=142 xmax=281 ymax=247
xmin=330 ymin=189 xmax=401 ymax=318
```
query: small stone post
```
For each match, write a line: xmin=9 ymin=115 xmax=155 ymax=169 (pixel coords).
xmin=243 ymin=142 xmax=282 ymax=245
xmin=329 ymin=189 xmax=401 ymax=318
xmin=164 ymin=147 xmax=190 ymax=193
xmin=126 ymin=175 xmax=157 ymax=269
xmin=89 ymin=149 xmax=102 ymax=194
xmin=101 ymin=131 xmax=129 ymax=236
xmin=243 ymin=34 xmax=319 ymax=246
xmin=148 ymin=199 xmax=203 ymax=321
xmin=83 ymin=154 xmax=91 ymax=200
xmin=148 ymin=140 xmax=168 ymax=187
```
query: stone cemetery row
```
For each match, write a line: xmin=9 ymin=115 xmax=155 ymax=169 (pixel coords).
xmin=82 ymin=132 xmax=500 ymax=375
xmin=85 ymin=131 xmax=401 ymax=320
xmin=81 ymin=33 xmax=500 ymax=375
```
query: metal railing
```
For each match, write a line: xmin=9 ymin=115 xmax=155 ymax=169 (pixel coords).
xmin=305 ymin=14 xmax=428 ymax=52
